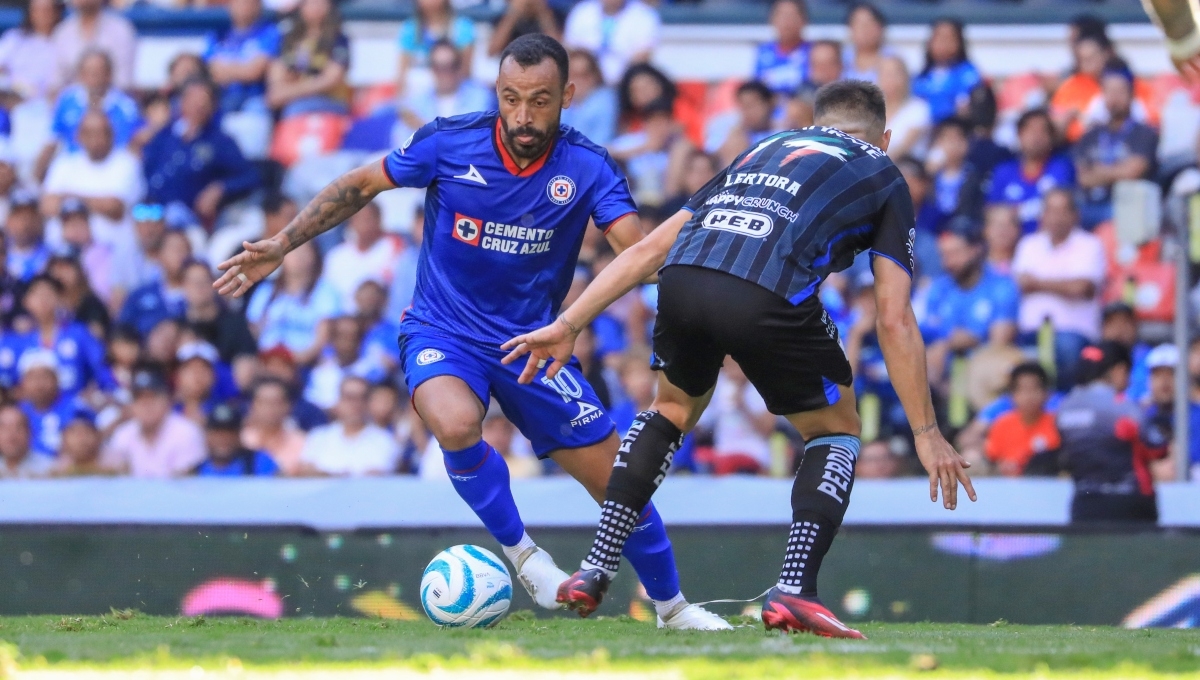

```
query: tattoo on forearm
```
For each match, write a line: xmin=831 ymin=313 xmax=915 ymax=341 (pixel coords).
xmin=912 ymin=422 xmax=939 ymax=438
xmin=279 ymin=177 xmax=374 ymax=253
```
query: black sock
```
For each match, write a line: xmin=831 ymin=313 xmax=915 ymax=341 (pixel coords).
xmin=582 ymin=411 xmax=683 ymax=577
xmin=777 ymin=434 xmax=860 ymax=595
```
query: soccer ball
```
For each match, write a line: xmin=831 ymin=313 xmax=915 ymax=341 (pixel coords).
xmin=420 ymin=545 xmax=512 ymax=628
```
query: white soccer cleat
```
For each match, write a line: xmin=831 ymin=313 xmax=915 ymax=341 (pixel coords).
xmin=514 ymin=547 xmax=569 ymax=610
xmin=657 ymin=603 xmax=734 ymax=630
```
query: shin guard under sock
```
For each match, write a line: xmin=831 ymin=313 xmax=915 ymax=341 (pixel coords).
xmin=582 ymin=411 xmax=684 ymax=577
xmin=777 ymin=434 xmax=860 ymax=594
xmin=443 ymin=440 xmax=525 ymax=547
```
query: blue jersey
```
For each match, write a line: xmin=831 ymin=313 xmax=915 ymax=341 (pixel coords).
xmin=52 ymin=85 xmax=143 ymax=153
xmin=20 ymin=397 xmax=87 ymax=457
xmin=203 ymin=20 xmax=282 ymax=112
xmin=988 ymin=155 xmax=1076 ymax=234
xmin=922 ymin=267 xmax=1019 ymax=344
xmin=912 ymin=61 xmax=982 ymax=123
xmin=754 ymin=41 xmax=811 ymax=97
xmin=383 ymin=112 xmax=637 ymax=349
xmin=0 ymin=324 xmax=116 ymax=397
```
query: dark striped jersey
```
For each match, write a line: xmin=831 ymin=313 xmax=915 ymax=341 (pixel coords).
xmin=666 ymin=126 xmax=915 ymax=304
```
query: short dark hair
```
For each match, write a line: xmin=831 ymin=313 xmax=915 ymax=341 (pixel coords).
xmin=1010 ymin=362 xmax=1050 ymax=391
xmin=181 ymin=76 xmax=219 ymax=106
xmin=773 ymin=0 xmax=809 ymax=19
xmin=499 ymin=33 xmax=569 ymax=89
xmin=736 ymin=80 xmax=774 ymax=104
xmin=847 ymin=2 xmax=887 ymax=28
xmin=933 ymin=116 xmax=971 ymax=141
xmin=25 ymin=273 xmax=63 ymax=296
xmin=1071 ymin=13 xmax=1108 ymax=43
xmin=813 ymin=79 xmax=887 ymax=137
xmin=1016 ymin=108 xmax=1053 ymax=135
xmin=811 ymin=39 xmax=842 ymax=56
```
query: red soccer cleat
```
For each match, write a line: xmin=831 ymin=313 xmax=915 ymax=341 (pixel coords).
xmin=555 ymin=568 xmax=610 ymax=618
xmin=761 ymin=587 xmax=866 ymax=639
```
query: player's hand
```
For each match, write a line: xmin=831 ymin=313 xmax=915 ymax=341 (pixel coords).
xmin=500 ymin=318 xmax=578 ymax=385
xmin=913 ymin=430 xmax=977 ymax=510
xmin=213 ymin=238 xmax=286 ymax=298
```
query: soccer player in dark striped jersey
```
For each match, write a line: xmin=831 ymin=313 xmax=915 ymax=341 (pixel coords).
xmin=503 ymin=81 xmax=978 ymax=638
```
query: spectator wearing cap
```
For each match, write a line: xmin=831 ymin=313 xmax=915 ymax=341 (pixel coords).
xmin=321 ymin=202 xmax=405 ymax=312
xmin=142 ymin=79 xmax=260 ymax=229
xmin=707 ymin=81 xmax=775 ymax=168
xmin=50 ymin=411 xmax=109 ymax=476
xmin=0 ymin=403 xmax=54 ymax=478
xmin=116 ymin=230 xmax=192 ymax=338
xmin=204 ymin=0 xmax=281 ymax=114
xmin=44 ymin=50 xmax=142 ymax=168
xmin=0 ymin=275 xmax=114 ymax=398
xmin=5 ymin=188 xmax=50 ymax=283
xmin=564 ymin=0 xmax=660 ymax=85
xmin=193 ymin=403 xmax=279 ymax=476
xmin=1057 ymin=341 xmax=1167 ymax=522
xmin=247 ymin=242 xmax=341 ymax=365
xmin=1072 ymin=63 xmax=1158 ymax=230
xmin=174 ymin=341 xmax=224 ymax=427
xmin=1100 ymin=301 xmax=1152 ymax=403
xmin=241 ymin=377 xmax=307 ymax=475
xmin=1139 ymin=344 xmax=1178 ymax=470
xmin=923 ymin=225 xmax=1019 ymax=388
xmin=180 ymin=260 xmax=257 ymax=363
xmin=41 ymin=108 xmax=144 ymax=249
xmin=987 ymin=110 xmax=1076 ymax=234
xmin=16 ymin=348 xmax=84 ymax=457
xmin=51 ymin=0 xmax=136 ymax=91
xmin=303 ymin=316 xmax=386 ymax=411
xmin=985 ymin=362 xmax=1060 ymax=476
xmin=1013 ymin=189 xmax=1106 ymax=390
xmin=102 ymin=365 xmax=206 ymax=478
xmin=298 ymin=375 xmax=400 ymax=476
xmin=258 ymin=345 xmax=329 ymax=431
xmin=46 ymin=255 xmax=109 ymax=340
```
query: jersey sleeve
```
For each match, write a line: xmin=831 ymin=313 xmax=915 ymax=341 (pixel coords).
xmin=683 ymin=163 xmax=730 ymax=213
xmin=591 ymin=152 xmax=638 ymax=230
xmin=381 ymin=121 xmax=439 ymax=189
xmin=869 ymin=181 xmax=916 ymax=277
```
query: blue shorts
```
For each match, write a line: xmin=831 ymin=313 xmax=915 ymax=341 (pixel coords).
xmin=399 ymin=327 xmax=616 ymax=458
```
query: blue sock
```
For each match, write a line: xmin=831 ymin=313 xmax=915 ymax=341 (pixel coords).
xmin=443 ymin=441 xmax=525 ymax=547
xmin=621 ymin=503 xmax=681 ymax=602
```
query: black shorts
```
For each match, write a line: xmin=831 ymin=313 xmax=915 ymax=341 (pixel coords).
xmin=652 ymin=265 xmax=853 ymax=415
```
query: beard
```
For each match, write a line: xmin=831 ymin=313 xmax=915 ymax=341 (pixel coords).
xmin=500 ymin=115 xmax=556 ymax=161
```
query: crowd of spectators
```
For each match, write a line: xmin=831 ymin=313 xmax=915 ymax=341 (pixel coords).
xmin=0 ymin=0 xmax=1197 ymax=501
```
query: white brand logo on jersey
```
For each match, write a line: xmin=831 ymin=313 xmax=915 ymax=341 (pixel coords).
xmin=571 ymin=402 xmax=603 ymax=427
xmin=547 ymin=175 xmax=576 ymax=205
xmin=454 ymin=164 xmax=488 ymax=185
xmin=416 ymin=349 xmax=445 ymax=366
xmin=702 ymin=209 xmax=774 ymax=238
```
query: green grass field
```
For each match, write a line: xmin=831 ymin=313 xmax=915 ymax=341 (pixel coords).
xmin=2 ymin=614 xmax=1199 ymax=679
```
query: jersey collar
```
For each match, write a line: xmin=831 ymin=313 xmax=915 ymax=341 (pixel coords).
xmin=492 ymin=117 xmax=556 ymax=177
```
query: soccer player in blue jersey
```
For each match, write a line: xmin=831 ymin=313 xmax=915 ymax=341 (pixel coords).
xmin=213 ymin=34 xmax=727 ymax=630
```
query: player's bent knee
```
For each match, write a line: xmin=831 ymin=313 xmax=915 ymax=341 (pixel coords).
xmin=650 ymin=398 xmax=699 ymax=433
xmin=427 ymin=416 xmax=484 ymax=451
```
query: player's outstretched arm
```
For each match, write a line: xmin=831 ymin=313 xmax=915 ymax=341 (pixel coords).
xmin=873 ymin=256 xmax=978 ymax=510
xmin=501 ymin=209 xmax=690 ymax=384
xmin=1142 ymin=0 xmax=1200 ymax=79
xmin=213 ymin=161 xmax=395 ymax=298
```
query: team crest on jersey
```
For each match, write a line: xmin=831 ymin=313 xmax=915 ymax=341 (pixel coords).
xmin=781 ymin=137 xmax=852 ymax=165
xmin=453 ymin=213 xmax=483 ymax=246
xmin=416 ymin=349 xmax=445 ymax=366
xmin=547 ymin=175 xmax=576 ymax=205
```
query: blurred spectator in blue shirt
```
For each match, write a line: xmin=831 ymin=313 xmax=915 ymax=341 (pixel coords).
xmin=385 ymin=212 xmax=422 ymax=322
xmin=117 ymin=230 xmax=192 ymax=338
xmin=194 ymin=402 xmax=279 ymax=476
xmin=754 ymin=0 xmax=810 ymax=100
xmin=562 ymin=49 xmax=617 ymax=146
xmin=205 ymin=0 xmax=281 ymax=113
xmin=247 ymin=241 xmax=341 ymax=365
xmin=925 ymin=118 xmax=984 ymax=230
xmin=964 ymin=82 xmax=1013 ymax=178
xmin=16 ymin=348 xmax=85 ymax=457
xmin=48 ymin=49 xmax=142 ymax=156
xmin=894 ymin=157 xmax=941 ymax=278
xmin=1100 ymin=301 xmax=1152 ymax=403
xmin=143 ymin=79 xmax=260 ymax=229
xmin=304 ymin=316 xmax=387 ymax=411
xmin=5 ymin=189 xmax=50 ymax=283
xmin=707 ymin=80 xmax=775 ymax=167
xmin=911 ymin=19 xmax=981 ymax=123
xmin=356 ymin=279 xmax=400 ymax=377
xmin=397 ymin=41 xmax=492 ymax=135
xmin=0 ymin=275 xmax=114 ymax=398
xmin=923 ymin=224 xmax=1020 ymax=386
xmin=396 ymin=0 xmax=476 ymax=95
xmin=1072 ymin=65 xmax=1158 ymax=229
xmin=988 ymin=109 xmax=1076 ymax=234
